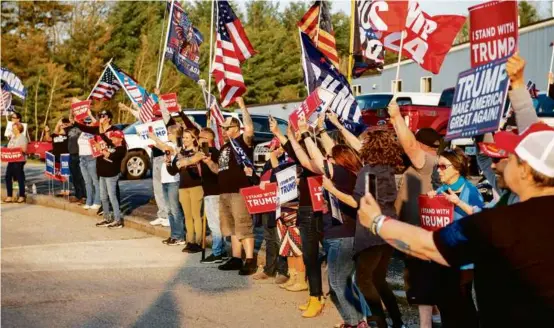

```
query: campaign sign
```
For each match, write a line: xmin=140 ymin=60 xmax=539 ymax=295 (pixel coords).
xmin=469 ymin=1 xmax=518 ymax=68
xmin=276 ymin=165 xmax=298 ymax=204
xmin=135 ymin=120 xmax=168 ymax=146
xmin=4 ymin=122 xmax=28 ymax=138
xmin=445 ymin=58 xmax=509 ymax=140
xmin=71 ymin=100 xmax=91 ymax=122
xmin=1 ymin=147 xmax=25 ymax=163
xmin=307 ymin=176 xmax=326 ymax=212
xmin=418 ymin=195 xmax=454 ymax=231
xmin=159 ymin=93 xmax=179 ymax=113
xmin=289 ymin=88 xmax=335 ymax=131
xmin=45 ymin=152 xmax=55 ymax=175
xmin=89 ymin=137 xmax=107 ymax=158
xmin=60 ymin=153 xmax=70 ymax=177
xmin=239 ymin=183 xmax=278 ymax=214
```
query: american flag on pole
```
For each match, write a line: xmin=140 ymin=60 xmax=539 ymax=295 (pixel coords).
xmin=208 ymin=94 xmax=225 ymax=149
xmin=0 ymin=81 xmax=13 ymax=115
xmin=212 ymin=0 xmax=255 ymax=107
xmin=298 ymin=1 xmax=340 ymax=68
xmin=90 ymin=67 xmax=121 ymax=101
xmin=139 ymin=92 xmax=160 ymax=123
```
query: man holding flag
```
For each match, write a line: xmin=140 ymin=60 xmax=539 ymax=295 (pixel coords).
xmin=200 ymin=96 xmax=257 ymax=275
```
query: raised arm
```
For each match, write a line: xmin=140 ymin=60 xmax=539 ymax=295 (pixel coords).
xmin=43 ymin=125 xmax=52 ymax=142
xmin=270 ymin=150 xmax=279 ymax=169
xmin=505 ymin=53 xmax=539 ymax=133
xmin=119 ymin=102 xmax=140 ymax=120
xmin=269 ymin=116 xmax=288 ymax=145
xmin=298 ymin=117 xmax=325 ymax=175
xmin=147 ymin=131 xmax=175 ymax=154
xmin=237 ymin=97 xmax=254 ymax=146
xmin=316 ymin=111 xmax=335 ymax=155
xmin=286 ymin=126 xmax=320 ymax=173
xmin=176 ymin=107 xmax=198 ymax=130
xmin=388 ymin=100 xmax=426 ymax=169
xmin=326 ymin=111 xmax=361 ymax=153
xmin=176 ymin=152 xmax=204 ymax=169
xmin=322 ymin=176 xmax=357 ymax=208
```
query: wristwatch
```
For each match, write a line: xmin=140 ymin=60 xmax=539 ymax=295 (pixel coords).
xmin=370 ymin=214 xmax=387 ymax=235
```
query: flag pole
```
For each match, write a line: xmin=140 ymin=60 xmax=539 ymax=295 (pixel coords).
xmin=109 ymin=64 xmax=139 ymax=107
xmin=87 ymin=58 xmax=113 ymax=100
xmin=207 ymin=0 xmax=216 ymax=95
xmin=548 ymin=43 xmax=553 ymax=94
xmin=299 ymin=28 xmax=310 ymax=95
xmin=315 ymin=2 xmax=323 ymax=48
xmin=394 ymin=31 xmax=405 ymax=94
xmin=347 ymin=0 xmax=355 ymax=84
xmin=156 ymin=0 xmax=175 ymax=91
xmin=156 ymin=1 xmax=168 ymax=84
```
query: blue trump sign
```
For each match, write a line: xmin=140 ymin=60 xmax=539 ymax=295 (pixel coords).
xmin=45 ymin=152 xmax=55 ymax=175
xmin=60 ymin=154 xmax=70 ymax=177
xmin=445 ymin=58 xmax=510 ymax=140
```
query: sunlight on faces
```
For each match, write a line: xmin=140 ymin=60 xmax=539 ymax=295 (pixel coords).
xmin=438 ymin=156 xmax=460 ymax=184
xmin=503 ymin=154 xmax=527 ymax=194
xmin=182 ymin=131 xmax=195 ymax=148
xmin=198 ymin=131 xmax=214 ymax=144
xmin=492 ymin=158 xmax=508 ymax=189
xmin=222 ymin=124 xmax=240 ymax=139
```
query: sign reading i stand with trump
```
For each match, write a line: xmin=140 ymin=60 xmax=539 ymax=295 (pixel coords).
xmin=445 ymin=58 xmax=510 ymax=140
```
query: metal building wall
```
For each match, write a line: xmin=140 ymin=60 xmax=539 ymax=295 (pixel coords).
xmin=354 ymin=19 xmax=554 ymax=95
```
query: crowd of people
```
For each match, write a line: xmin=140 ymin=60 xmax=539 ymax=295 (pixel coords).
xmin=3 ymin=53 xmax=554 ymax=328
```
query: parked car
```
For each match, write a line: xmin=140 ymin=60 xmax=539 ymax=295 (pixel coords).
xmin=121 ymin=111 xmax=288 ymax=179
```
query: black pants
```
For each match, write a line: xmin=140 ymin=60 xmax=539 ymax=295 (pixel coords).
xmin=356 ymin=245 xmax=403 ymax=328
xmin=261 ymin=212 xmax=288 ymax=276
xmin=5 ymin=162 xmax=26 ymax=197
xmin=297 ymin=206 xmax=323 ymax=297
xmin=436 ymin=269 xmax=479 ymax=328
xmin=69 ymin=154 xmax=86 ymax=199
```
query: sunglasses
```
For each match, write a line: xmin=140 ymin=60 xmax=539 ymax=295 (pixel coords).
xmin=437 ymin=164 xmax=452 ymax=171
xmin=222 ymin=125 xmax=238 ymax=131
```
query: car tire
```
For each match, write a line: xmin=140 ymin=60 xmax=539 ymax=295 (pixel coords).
xmin=122 ymin=151 xmax=150 ymax=180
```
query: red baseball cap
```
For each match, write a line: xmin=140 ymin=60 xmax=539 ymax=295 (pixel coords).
xmin=269 ymin=137 xmax=281 ymax=150
xmin=494 ymin=122 xmax=554 ymax=177
xmin=109 ymin=130 xmax=124 ymax=139
xmin=478 ymin=142 xmax=509 ymax=158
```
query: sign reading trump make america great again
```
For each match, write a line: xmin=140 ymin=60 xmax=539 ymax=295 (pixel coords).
xmin=445 ymin=58 xmax=509 ymax=140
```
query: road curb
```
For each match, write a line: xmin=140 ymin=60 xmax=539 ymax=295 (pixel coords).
xmin=1 ymin=188 xmax=171 ymax=239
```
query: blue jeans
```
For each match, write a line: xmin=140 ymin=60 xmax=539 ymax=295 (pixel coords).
xmin=163 ymin=182 xmax=184 ymax=240
xmin=204 ymin=195 xmax=225 ymax=256
xmin=99 ymin=175 xmax=120 ymax=222
xmin=152 ymin=156 xmax=168 ymax=219
xmin=324 ymin=237 xmax=364 ymax=326
xmin=80 ymin=155 xmax=100 ymax=206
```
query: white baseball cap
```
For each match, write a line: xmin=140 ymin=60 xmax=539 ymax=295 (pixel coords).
xmin=494 ymin=122 xmax=554 ymax=178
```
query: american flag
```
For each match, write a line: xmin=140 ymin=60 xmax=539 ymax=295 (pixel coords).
xmin=123 ymin=75 xmax=144 ymax=104
xmin=208 ymin=94 xmax=225 ymax=149
xmin=217 ymin=0 xmax=256 ymax=62
xmin=0 ymin=81 xmax=13 ymax=115
xmin=139 ymin=92 xmax=159 ymax=123
xmin=212 ymin=1 xmax=254 ymax=107
xmin=90 ymin=67 xmax=121 ymax=101
xmin=298 ymin=1 xmax=340 ymax=68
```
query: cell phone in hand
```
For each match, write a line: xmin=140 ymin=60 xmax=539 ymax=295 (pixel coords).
xmin=201 ymin=142 xmax=210 ymax=156
xmin=365 ymin=173 xmax=378 ymax=199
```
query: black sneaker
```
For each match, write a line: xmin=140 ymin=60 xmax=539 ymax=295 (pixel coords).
xmin=218 ymin=257 xmax=243 ymax=271
xmin=221 ymin=252 xmax=230 ymax=260
xmin=107 ymin=221 xmax=123 ymax=229
xmin=96 ymin=207 xmax=103 ymax=216
xmin=182 ymin=243 xmax=202 ymax=253
xmin=95 ymin=220 xmax=112 ymax=227
xmin=239 ymin=259 xmax=257 ymax=276
xmin=162 ymin=237 xmax=173 ymax=244
xmin=201 ymin=253 xmax=224 ymax=264
xmin=167 ymin=239 xmax=186 ymax=246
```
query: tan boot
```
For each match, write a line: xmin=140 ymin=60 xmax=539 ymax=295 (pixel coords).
xmin=286 ymin=270 xmax=308 ymax=292
xmin=279 ymin=269 xmax=296 ymax=289
xmin=298 ymin=297 xmax=311 ymax=311
xmin=301 ymin=296 xmax=324 ymax=318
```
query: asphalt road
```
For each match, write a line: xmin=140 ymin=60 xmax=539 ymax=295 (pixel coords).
xmin=1 ymin=204 xmax=348 ymax=328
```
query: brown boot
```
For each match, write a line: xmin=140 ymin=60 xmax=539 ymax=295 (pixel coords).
xmin=279 ymin=269 xmax=297 ymax=289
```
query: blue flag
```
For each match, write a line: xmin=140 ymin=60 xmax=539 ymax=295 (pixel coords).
xmin=1 ymin=67 xmax=26 ymax=99
xmin=300 ymin=32 xmax=364 ymax=133
xmin=230 ymin=138 xmax=254 ymax=169
xmin=164 ymin=1 xmax=203 ymax=81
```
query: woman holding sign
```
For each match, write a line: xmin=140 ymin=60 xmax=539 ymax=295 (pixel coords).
xmin=426 ymin=147 xmax=484 ymax=328
xmin=3 ymin=122 xmax=28 ymax=203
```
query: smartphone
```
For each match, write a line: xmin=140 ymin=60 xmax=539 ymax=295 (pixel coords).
xmin=365 ymin=173 xmax=378 ymax=199
xmin=201 ymin=142 xmax=210 ymax=156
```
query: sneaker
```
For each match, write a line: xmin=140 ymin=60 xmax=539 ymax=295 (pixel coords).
xmin=239 ymin=259 xmax=257 ymax=276
xmin=161 ymin=219 xmax=170 ymax=227
xmin=252 ymin=266 xmax=272 ymax=280
xmin=200 ymin=253 xmax=224 ymax=264
xmin=69 ymin=196 xmax=80 ymax=203
xmin=432 ymin=314 xmax=441 ymax=324
xmin=83 ymin=204 xmax=91 ymax=210
xmin=182 ymin=243 xmax=202 ymax=253
xmin=95 ymin=220 xmax=112 ymax=227
xmin=167 ymin=239 xmax=186 ymax=246
xmin=221 ymin=252 xmax=230 ymax=260
xmin=107 ymin=221 xmax=123 ymax=229
xmin=218 ymin=257 xmax=243 ymax=271
xmin=150 ymin=218 xmax=165 ymax=226
xmin=162 ymin=237 xmax=173 ymax=244
xmin=96 ymin=207 xmax=103 ymax=216
xmin=90 ymin=204 xmax=101 ymax=210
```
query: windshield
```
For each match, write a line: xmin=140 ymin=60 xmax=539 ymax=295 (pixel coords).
xmin=355 ymin=94 xmax=393 ymax=110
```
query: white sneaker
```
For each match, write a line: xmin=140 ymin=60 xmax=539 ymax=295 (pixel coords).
xmin=161 ymin=219 xmax=170 ymax=227
xmin=432 ymin=314 xmax=442 ymax=324
xmin=150 ymin=218 xmax=165 ymax=226
xmin=90 ymin=204 xmax=101 ymax=210
xmin=83 ymin=204 xmax=91 ymax=210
